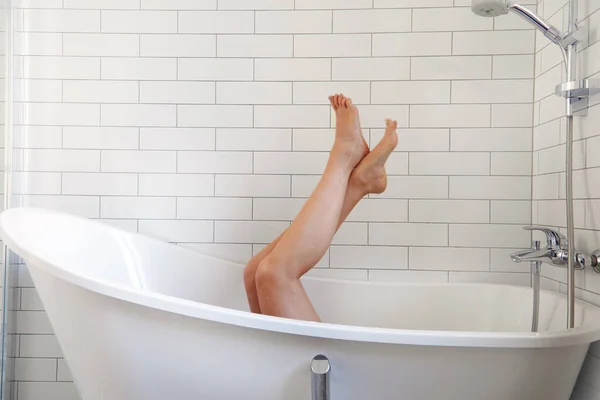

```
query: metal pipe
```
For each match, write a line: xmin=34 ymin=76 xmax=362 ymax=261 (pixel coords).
xmin=566 ymin=114 xmax=575 ymax=329
xmin=568 ymin=0 xmax=578 ymax=34
xmin=532 ymin=240 xmax=541 ymax=333
xmin=311 ymin=355 xmax=330 ymax=400
xmin=565 ymin=0 xmax=578 ymax=330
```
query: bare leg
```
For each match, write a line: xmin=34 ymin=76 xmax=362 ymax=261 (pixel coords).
xmin=243 ymin=234 xmax=286 ymax=314
xmin=254 ymin=95 xmax=365 ymax=321
xmin=252 ymin=96 xmax=398 ymax=321
xmin=243 ymin=95 xmax=368 ymax=314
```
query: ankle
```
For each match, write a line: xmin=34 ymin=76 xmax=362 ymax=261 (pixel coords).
xmin=328 ymin=147 xmax=358 ymax=172
xmin=351 ymin=163 xmax=388 ymax=195
xmin=349 ymin=173 xmax=369 ymax=197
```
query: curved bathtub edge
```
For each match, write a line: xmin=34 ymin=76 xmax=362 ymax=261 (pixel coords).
xmin=3 ymin=207 xmax=600 ymax=350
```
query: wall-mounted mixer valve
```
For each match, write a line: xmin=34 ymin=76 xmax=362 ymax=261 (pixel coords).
xmin=510 ymin=226 xmax=600 ymax=272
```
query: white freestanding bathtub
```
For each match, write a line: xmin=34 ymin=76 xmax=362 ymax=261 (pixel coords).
xmin=2 ymin=207 xmax=600 ymax=400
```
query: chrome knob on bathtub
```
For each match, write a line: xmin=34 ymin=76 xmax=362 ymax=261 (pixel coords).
xmin=592 ymin=250 xmax=600 ymax=274
xmin=311 ymin=355 xmax=331 ymax=400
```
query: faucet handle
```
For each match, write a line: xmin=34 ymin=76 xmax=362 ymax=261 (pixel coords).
xmin=523 ymin=226 xmax=567 ymax=248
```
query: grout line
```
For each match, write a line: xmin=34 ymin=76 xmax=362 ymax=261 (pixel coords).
xmin=330 ymin=10 xmax=334 ymax=35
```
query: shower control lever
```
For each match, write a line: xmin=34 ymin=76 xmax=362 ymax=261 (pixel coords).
xmin=523 ymin=225 xmax=567 ymax=248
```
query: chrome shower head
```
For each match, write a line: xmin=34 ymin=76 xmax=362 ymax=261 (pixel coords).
xmin=471 ymin=0 xmax=565 ymax=47
xmin=471 ymin=0 xmax=509 ymax=17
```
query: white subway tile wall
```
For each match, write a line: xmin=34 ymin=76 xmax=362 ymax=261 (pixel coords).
xmin=532 ymin=0 xmax=600 ymax=398
xmin=10 ymin=1 xmax=541 ymax=399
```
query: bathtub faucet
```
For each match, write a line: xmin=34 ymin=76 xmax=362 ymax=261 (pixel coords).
xmin=510 ymin=226 xmax=593 ymax=270
xmin=510 ymin=226 xmax=573 ymax=267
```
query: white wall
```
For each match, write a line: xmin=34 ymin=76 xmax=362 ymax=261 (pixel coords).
xmin=531 ymin=0 xmax=600 ymax=398
xmin=9 ymin=1 xmax=540 ymax=398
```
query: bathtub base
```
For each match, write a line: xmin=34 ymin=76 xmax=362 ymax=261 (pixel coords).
xmin=34 ymin=268 xmax=588 ymax=400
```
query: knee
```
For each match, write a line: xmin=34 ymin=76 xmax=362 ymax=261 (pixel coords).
xmin=255 ymin=256 xmax=287 ymax=293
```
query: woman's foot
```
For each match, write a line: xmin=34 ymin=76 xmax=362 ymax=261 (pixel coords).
xmin=328 ymin=94 xmax=368 ymax=170
xmin=351 ymin=119 xmax=398 ymax=195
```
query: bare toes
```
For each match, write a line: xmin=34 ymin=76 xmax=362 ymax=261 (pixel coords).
xmin=385 ymin=119 xmax=398 ymax=131
xmin=329 ymin=96 xmax=337 ymax=111
xmin=339 ymin=95 xmax=346 ymax=110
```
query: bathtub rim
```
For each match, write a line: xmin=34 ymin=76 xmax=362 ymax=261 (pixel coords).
xmin=3 ymin=207 xmax=600 ymax=349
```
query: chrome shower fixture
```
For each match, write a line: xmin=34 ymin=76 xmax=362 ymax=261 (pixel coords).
xmin=471 ymin=0 xmax=579 ymax=48
xmin=471 ymin=0 xmax=598 ymax=111
xmin=473 ymin=0 xmax=600 ymax=330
